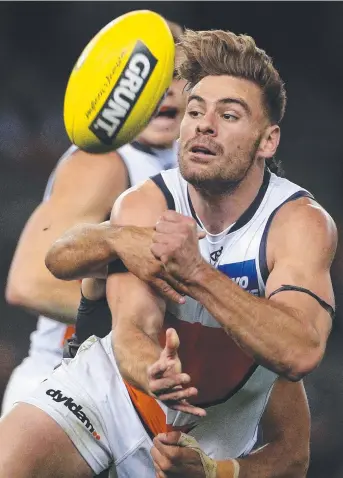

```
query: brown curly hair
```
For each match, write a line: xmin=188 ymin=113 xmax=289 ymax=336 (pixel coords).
xmin=176 ymin=29 xmax=287 ymax=125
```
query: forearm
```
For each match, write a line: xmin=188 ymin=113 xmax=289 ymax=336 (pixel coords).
xmin=217 ymin=441 xmax=308 ymax=478
xmin=187 ymin=264 xmax=319 ymax=379
xmin=45 ymin=222 xmax=119 ymax=280
xmin=112 ymin=325 xmax=162 ymax=394
xmin=6 ymin=275 xmax=81 ymax=323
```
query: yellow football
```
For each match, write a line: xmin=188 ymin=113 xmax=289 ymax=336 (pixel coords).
xmin=64 ymin=10 xmax=175 ymax=153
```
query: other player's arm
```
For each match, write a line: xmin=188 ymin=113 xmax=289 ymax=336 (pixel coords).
xmin=152 ymin=199 xmax=336 ymax=381
xmin=45 ymin=221 xmax=116 ymax=280
xmin=152 ymin=378 xmax=309 ymax=477
xmin=5 ymin=149 xmax=128 ymax=322
xmin=218 ymin=378 xmax=310 ymax=477
xmin=46 ymin=219 xmax=184 ymax=304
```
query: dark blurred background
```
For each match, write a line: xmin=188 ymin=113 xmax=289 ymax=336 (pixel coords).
xmin=0 ymin=2 xmax=342 ymax=476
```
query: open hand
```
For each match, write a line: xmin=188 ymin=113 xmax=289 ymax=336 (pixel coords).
xmin=148 ymin=328 xmax=206 ymax=417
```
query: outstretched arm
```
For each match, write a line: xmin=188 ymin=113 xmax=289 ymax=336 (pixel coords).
xmin=46 ymin=210 xmax=186 ymax=304
xmin=45 ymin=221 xmax=118 ymax=280
xmin=151 ymin=199 xmax=336 ymax=381
xmin=6 ymin=149 xmax=128 ymax=322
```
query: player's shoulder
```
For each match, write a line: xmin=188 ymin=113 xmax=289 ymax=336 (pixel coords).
xmin=275 ymin=196 xmax=336 ymax=236
xmin=56 ymin=146 xmax=127 ymax=178
xmin=270 ymin=196 xmax=337 ymax=257
xmin=43 ymin=147 xmax=129 ymax=213
xmin=115 ymin=177 xmax=168 ymax=209
xmin=111 ymin=177 xmax=169 ymax=224
xmin=50 ymin=146 xmax=128 ymax=195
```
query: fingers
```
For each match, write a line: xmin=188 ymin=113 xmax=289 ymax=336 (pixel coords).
xmin=154 ymin=464 xmax=167 ymax=478
xmin=167 ymin=400 xmax=207 ymax=417
xmin=151 ymin=278 xmax=186 ymax=304
xmin=150 ymin=242 xmax=168 ymax=262
xmin=157 ymin=210 xmax=188 ymax=224
xmin=197 ymin=231 xmax=206 ymax=239
xmin=154 ymin=213 xmax=199 ymax=244
xmin=147 ymin=359 xmax=171 ymax=379
xmin=149 ymin=373 xmax=192 ymax=395
xmin=150 ymin=242 xmax=177 ymax=267
xmin=155 ymin=221 xmax=182 ymax=235
xmin=155 ymin=431 xmax=182 ymax=446
xmin=164 ymin=328 xmax=180 ymax=358
xmin=160 ymin=275 xmax=188 ymax=296
xmin=151 ymin=448 xmax=170 ymax=477
xmin=157 ymin=386 xmax=198 ymax=402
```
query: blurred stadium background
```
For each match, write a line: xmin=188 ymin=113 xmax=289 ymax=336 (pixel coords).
xmin=0 ymin=2 xmax=342 ymax=476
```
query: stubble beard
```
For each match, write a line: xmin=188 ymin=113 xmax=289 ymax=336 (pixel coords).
xmin=178 ymin=145 xmax=258 ymax=198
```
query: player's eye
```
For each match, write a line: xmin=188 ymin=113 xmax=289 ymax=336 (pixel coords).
xmin=222 ymin=113 xmax=238 ymax=121
xmin=188 ymin=110 xmax=202 ymax=118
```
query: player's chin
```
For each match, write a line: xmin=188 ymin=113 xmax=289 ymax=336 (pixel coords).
xmin=179 ymin=162 xmax=206 ymax=182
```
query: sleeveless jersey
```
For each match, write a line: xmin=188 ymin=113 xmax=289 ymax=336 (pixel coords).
xmin=149 ymin=166 xmax=313 ymax=458
xmin=28 ymin=142 xmax=178 ymax=368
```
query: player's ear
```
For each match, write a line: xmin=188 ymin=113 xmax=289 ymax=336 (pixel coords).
xmin=258 ymin=125 xmax=280 ymax=159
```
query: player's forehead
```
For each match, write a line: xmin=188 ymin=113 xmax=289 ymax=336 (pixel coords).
xmin=188 ymin=75 xmax=264 ymax=114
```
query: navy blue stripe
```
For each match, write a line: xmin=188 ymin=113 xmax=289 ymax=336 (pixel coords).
xmin=187 ymin=187 xmax=202 ymax=227
xmin=258 ymin=190 xmax=314 ymax=285
xmin=150 ymin=173 xmax=175 ymax=210
xmin=187 ymin=168 xmax=271 ymax=233
xmin=230 ymin=168 xmax=270 ymax=234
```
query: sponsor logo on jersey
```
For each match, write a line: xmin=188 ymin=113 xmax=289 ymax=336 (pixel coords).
xmin=89 ymin=41 xmax=157 ymax=144
xmin=46 ymin=389 xmax=100 ymax=440
xmin=210 ymin=246 xmax=224 ymax=264
xmin=218 ymin=259 xmax=260 ymax=296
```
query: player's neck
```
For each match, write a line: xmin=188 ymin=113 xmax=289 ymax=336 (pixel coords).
xmin=188 ymin=162 xmax=266 ymax=234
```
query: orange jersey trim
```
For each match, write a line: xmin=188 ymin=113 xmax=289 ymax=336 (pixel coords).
xmin=61 ymin=325 xmax=76 ymax=346
xmin=124 ymin=381 xmax=173 ymax=436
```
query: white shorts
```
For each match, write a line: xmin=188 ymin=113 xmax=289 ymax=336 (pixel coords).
xmin=21 ymin=334 xmax=155 ymax=477
xmin=20 ymin=333 xmax=277 ymax=476
xmin=1 ymin=355 xmax=57 ymax=417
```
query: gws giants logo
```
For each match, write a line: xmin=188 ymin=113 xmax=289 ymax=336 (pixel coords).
xmin=89 ymin=41 xmax=157 ymax=144
xmin=46 ymin=389 xmax=100 ymax=440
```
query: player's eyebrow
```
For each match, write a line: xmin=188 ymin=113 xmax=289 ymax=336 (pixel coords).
xmin=188 ymin=94 xmax=251 ymax=116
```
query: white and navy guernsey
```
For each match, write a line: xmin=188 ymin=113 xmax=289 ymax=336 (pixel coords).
xmin=149 ymin=167 xmax=313 ymax=458
xmin=29 ymin=141 xmax=178 ymax=368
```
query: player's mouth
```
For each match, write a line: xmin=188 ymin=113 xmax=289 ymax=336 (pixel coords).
xmin=188 ymin=143 xmax=217 ymax=161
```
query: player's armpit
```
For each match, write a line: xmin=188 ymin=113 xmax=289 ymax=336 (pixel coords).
xmin=6 ymin=149 xmax=128 ymax=322
xmin=265 ymin=198 xmax=337 ymax=378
